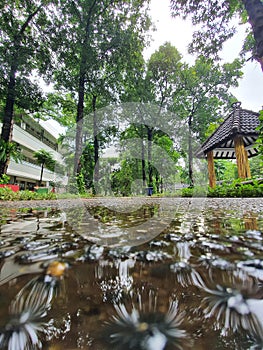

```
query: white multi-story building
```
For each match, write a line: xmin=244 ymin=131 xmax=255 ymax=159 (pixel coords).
xmin=0 ymin=115 xmax=68 ymax=190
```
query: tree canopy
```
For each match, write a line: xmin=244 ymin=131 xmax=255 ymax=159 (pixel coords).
xmin=169 ymin=0 xmax=263 ymax=70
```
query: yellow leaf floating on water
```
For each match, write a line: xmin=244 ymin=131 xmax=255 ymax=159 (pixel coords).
xmin=46 ymin=261 xmax=68 ymax=278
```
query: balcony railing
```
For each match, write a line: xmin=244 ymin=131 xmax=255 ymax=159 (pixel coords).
xmin=7 ymin=160 xmax=68 ymax=185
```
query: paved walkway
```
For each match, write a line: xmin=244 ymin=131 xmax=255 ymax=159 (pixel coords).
xmin=0 ymin=197 xmax=262 ymax=213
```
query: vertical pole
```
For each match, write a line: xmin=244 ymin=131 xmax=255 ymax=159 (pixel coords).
xmin=244 ymin=147 xmax=251 ymax=178
xmin=207 ymin=150 xmax=216 ymax=188
xmin=234 ymin=136 xmax=251 ymax=179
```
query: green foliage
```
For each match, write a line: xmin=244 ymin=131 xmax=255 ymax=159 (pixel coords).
xmin=0 ymin=187 xmax=16 ymax=200
xmin=66 ymin=176 xmax=81 ymax=194
xmin=34 ymin=149 xmax=55 ymax=169
xmin=169 ymin=0 xmax=248 ymax=59
xmin=15 ymin=77 xmax=45 ymax=112
xmin=0 ymin=174 xmax=10 ymax=184
xmin=0 ymin=188 xmax=56 ymax=201
xmin=208 ymin=180 xmax=263 ymax=197
xmin=173 ymin=57 xmax=243 ymax=140
xmin=172 ymin=55 xmax=242 ymax=185
xmin=40 ymin=93 xmax=77 ymax=127
xmin=111 ymin=160 xmax=134 ymax=196
xmin=34 ymin=149 xmax=56 ymax=185
xmin=214 ymin=160 xmax=237 ymax=181
xmin=50 ymin=0 xmax=152 ymax=174
xmin=76 ymin=172 xmax=87 ymax=195
xmin=180 ymin=179 xmax=263 ymax=197
xmin=0 ymin=0 xmax=56 ymax=177
xmin=249 ymin=155 xmax=263 ymax=178
xmin=181 ymin=186 xmax=206 ymax=197
xmin=147 ymin=42 xmax=182 ymax=106
xmin=0 ymin=140 xmax=22 ymax=163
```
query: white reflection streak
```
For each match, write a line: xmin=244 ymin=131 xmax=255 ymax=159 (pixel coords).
xmin=191 ymin=270 xmax=263 ymax=338
xmin=108 ymin=299 xmax=187 ymax=350
xmin=175 ymin=242 xmax=192 ymax=262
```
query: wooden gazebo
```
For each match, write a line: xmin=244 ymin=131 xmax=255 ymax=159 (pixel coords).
xmin=196 ymin=102 xmax=260 ymax=188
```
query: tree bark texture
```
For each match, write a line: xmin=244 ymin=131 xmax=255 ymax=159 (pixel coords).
xmin=188 ymin=115 xmax=194 ymax=187
xmin=39 ymin=164 xmax=44 ymax=186
xmin=92 ymin=95 xmax=100 ymax=190
xmin=141 ymin=137 xmax=147 ymax=187
xmin=147 ymin=126 xmax=153 ymax=187
xmin=243 ymin=0 xmax=263 ymax=70
xmin=74 ymin=74 xmax=85 ymax=175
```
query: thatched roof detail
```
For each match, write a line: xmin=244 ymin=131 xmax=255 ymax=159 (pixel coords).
xmin=196 ymin=102 xmax=260 ymax=159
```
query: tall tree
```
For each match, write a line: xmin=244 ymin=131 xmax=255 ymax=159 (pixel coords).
xmin=0 ymin=0 xmax=57 ymax=175
xmin=53 ymin=0 xmax=151 ymax=177
xmin=146 ymin=42 xmax=182 ymax=186
xmin=173 ymin=56 xmax=243 ymax=185
xmin=170 ymin=0 xmax=263 ymax=70
xmin=121 ymin=43 xmax=182 ymax=188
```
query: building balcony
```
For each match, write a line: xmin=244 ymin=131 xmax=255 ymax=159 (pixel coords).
xmin=12 ymin=124 xmax=63 ymax=162
xmin=0 ymin=123 xmax=63 ymax=163
xmin=7 ymin=159 xmax=68 ymax=185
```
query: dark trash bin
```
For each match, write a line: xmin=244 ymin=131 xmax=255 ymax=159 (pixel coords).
xmin=146 ymin=187 xmax=153 ymax=196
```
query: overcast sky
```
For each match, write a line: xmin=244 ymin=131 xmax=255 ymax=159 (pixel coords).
xmin=145 ymin=0 xmax=263 ymax=112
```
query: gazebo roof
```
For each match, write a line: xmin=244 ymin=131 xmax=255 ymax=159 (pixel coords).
xmin=196 ymin=102 xmax=260 ymax=159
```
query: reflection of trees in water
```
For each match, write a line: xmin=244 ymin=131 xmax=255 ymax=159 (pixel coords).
xmin=87 ymin=204 xmax=158 ymax=226
xmin=97 ymin=258 xmax=135 ymax=303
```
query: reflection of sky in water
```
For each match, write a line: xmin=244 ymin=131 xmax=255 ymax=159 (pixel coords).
xmin=0 ymin=201 xmax=262 ymax=349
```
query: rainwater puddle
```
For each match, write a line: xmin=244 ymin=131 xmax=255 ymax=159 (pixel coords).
xmin=0 ymin=198 xmax=263 ymax=349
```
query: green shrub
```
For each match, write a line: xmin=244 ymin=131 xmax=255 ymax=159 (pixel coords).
xmin=181 ymin=179 xmax=263 ymax=198
xmin=0 ymin=187 xmax=17 ymax=200
xmin=0 ymin=188 xmax=57 ymax=201
xmin=181 ymin=187 xmax=194 ymax=197
xmin=207 ymin=180 xmax=263 ymax=197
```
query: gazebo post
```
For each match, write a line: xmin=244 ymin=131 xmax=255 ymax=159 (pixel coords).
xmin=234 ymin=136 xmax=251 ymax=179
xmin=244 ymin=147 xmax=251 ymax=178
xmin=207 ymin=150 xmax=216 ymax=188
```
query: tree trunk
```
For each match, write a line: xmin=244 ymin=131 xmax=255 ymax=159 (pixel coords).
xmin=147 ymin=126 xmax=153 ymax=187
xmin=141 ymin=132 xmax=146 ymax=187
xmin=0 ymin=65 xmax=16 ymax=176
xmin=243 ymin=0 xmax=263 ymax=70
xmin=73 ymin=4 xmax=95 ymax=175
xmin=39 ymin=164 xmax=44 ymax=186
xmin=74 ymin=72 xmax=85 ymax=175
xmin=188 ymin=115 xmax=194 ymax=187
xmin=92 ymin=95 xmax=99 ymax=192
xmin=155 ymin=172 xmax=160 ymax=193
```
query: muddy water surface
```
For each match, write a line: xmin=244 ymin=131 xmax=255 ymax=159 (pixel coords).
xmin=0 ymin=198 xmax=262 ymax=349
